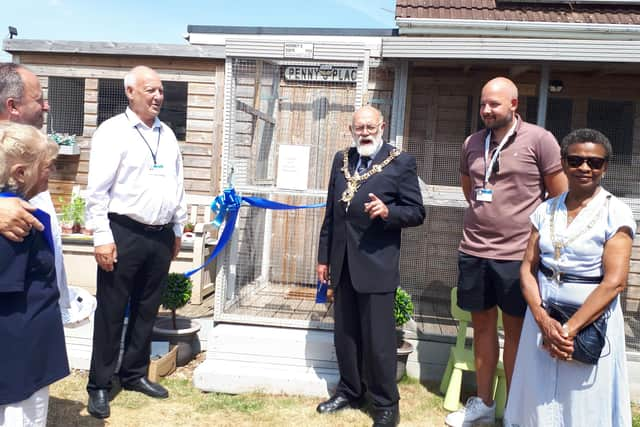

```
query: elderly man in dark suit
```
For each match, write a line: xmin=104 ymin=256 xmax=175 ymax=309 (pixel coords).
xmin=316 ymin=105 xmax=425 ymax=427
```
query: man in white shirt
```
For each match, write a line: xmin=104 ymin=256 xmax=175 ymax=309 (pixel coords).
xmin=85 ymin=65 xmax=187 ymax=419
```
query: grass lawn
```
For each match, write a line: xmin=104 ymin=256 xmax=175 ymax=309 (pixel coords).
xmin=49 ymin=368 xmax=640 ymax=427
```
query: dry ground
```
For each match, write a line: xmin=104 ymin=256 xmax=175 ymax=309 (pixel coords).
xmin=48 ymin=355 xmax=640 ymax=427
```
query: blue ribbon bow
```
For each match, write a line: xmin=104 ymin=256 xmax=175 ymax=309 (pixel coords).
xmin=184 ymin=188 xmax=325 ymax=278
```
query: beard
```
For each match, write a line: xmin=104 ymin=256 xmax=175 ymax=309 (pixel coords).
xmin=482 ymin=110 xmax=513 ymax=130
xmin=353 ymin=133 xmax=384 ymax=157
xmin=17 ymin=112 xmax=44 ymax=129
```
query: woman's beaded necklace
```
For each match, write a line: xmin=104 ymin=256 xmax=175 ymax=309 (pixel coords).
xmin=549 ymin=191 xmax=610 ymax=261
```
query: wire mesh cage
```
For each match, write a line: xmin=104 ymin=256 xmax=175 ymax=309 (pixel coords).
xmin=215 ymin=58 xmax=359 ymax=329
xmin=47 ymin=77 xmax=85 ymax=136
xmin=214 ymin=58 xmax=640 ymax=350
xmin=404 ymin=135 xmax=640 ymax=350
xmin=216 ymin=190 xmax=331 ymax=328
xmin=602 ymin=153 xmax=640 ymax=352
xmin=97 ymin=79 xmax=128 ymax=126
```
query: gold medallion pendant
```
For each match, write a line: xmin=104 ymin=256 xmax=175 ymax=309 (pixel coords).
xmin=339 ymin=148 xmax=400 ymax=207
xmin=340 ymin=181 xmax=359 ymax=205
xmin=548 ymin=194 xmax=609 ymax=283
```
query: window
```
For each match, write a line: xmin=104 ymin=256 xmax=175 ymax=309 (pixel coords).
xmin=97 ymin=78 xmax=127 ymax=126
xmin=97 ymin=79 xmax=187 ymax=140
xmin=47 ymin=77 xmax=84 ymax=135
xmin=525 ymin=97 xmax=573 ymax=144
xmin=160 ymin=81 xmax=187 ymax=141
xmin=587 ymin=100 xmax=634 ymax=155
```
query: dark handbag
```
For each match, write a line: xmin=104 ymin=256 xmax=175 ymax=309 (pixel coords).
xmin=545 ymin=300 xmax=608 ymax=365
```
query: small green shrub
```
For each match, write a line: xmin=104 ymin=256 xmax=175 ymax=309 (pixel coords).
xmin=394 ymin=287 xmax=414 ymax=327
xmin=70 ymin=195 xmax=85 ymax=226
xmin=161 ymin=273 xmax=193 ymax=329
xmin=59 ymin=195 xmax=85 ymax=227
xmin=59 ymin=199 xmax=74 ymax=225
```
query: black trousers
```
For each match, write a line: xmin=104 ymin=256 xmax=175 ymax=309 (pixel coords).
xmin=333 ymin=260 xmax=399 ymax=409
xmin=87 ymin=219 xmax=174 ymax=391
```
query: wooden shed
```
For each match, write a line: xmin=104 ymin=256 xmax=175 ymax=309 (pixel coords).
xmin=384 ymin=0 xmax=640 ymax=397
xmin=1 ymin=39 xmax=227 ymax=314
xmin=3 ymin=39 xmax=226 ymax=204
xmin=185 ymin=20 xmax=640 ymax=398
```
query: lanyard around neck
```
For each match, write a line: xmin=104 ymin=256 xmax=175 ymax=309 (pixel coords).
xmin=483 ymin=118 xmax=518 ymax=185
xmin=125 ymin=111 xmax=161 ymax=166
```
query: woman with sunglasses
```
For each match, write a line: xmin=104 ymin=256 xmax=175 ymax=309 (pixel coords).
xmin=504 ymin=128 xmax=635 ymax=427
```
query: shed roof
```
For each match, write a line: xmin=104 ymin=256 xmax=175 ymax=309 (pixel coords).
xmin=187 ymin=25 xmax=397 ymax=37
xmin=3 ymin=39 xmax=225 ymax=59
xmin=395 ymin=0 xmax=640 ymax=25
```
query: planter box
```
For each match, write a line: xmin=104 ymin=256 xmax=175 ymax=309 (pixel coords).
xmin=153 ymin=317 xmax=202 ymax=367
xmin=148 ymin=345 xmax=178 ymax=382
xmin=58 ymin=144 xmax=80 ymax=155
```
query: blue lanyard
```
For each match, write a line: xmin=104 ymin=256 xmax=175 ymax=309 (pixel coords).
xmin=125 ymin=111 xmax=161 ymax=166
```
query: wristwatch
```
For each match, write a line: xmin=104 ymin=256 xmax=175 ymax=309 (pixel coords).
xmin=561 ymin=323 xmax=571 ymax=337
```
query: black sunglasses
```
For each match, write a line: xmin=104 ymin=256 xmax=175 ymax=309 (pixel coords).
xmin=565 ymin=155 xmax=608 ymax=170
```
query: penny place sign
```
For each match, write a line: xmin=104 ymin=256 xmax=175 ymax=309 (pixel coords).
xmin=284 ymin=65 xmax=358 ymax=83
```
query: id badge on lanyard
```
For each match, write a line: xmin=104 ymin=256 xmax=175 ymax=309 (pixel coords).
xmin=148 ymin=163 xmax=165 ymax=177
xmin=476 ymin=119 xmax=517 ymax=203
xmin=475 ymin=188 xmax=493 ymax=202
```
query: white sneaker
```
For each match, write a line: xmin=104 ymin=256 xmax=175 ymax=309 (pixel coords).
xmin=445 ymin=396 xmax=496 ymax=427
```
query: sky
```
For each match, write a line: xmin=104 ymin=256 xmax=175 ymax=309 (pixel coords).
xmin=2 ymin=0 xmax=397 ymax=61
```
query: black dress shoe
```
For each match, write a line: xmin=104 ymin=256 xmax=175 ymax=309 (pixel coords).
xmin=372 ymin=408 xmax=399 ymax=426
xmin=87 ymin=389 xmax=110 ymax=419
xmin=122 ymin=377 xmax=169 ymax=399
xmin=316 ymin=395 xmax=358 ymax=414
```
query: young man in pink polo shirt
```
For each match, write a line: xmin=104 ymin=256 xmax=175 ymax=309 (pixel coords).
xmin=445 ymin=77 xmax=567 ymax=427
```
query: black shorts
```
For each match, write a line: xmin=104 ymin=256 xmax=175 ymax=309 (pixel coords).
xmin=456 ymin=251 xmax=526 ymax=317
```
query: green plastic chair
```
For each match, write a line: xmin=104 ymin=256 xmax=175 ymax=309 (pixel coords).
xmin=439 ymin=287 xmax=507 ymax=419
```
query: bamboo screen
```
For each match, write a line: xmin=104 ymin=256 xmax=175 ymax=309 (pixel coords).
xmin=216 ymin=58 xmax=358 ymax=328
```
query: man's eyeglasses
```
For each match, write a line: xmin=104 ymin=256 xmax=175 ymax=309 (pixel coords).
xmin=353 ymin=123 xmax=381 ymax=134
xmin=565 ymin=155 xmax=608 ymax=170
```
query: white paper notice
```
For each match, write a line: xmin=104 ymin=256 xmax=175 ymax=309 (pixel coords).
xmin=276 ymin=145 xmax=310 ymax=190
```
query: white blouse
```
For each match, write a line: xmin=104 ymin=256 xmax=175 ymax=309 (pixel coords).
xmin=531 ymin=187 xmax=636 ymax=277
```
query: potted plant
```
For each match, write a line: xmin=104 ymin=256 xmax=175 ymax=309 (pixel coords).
xmin=59 ymin=195 xmax=87 ymax=234
xmin=152 ymin=273 xmax=201 ymax=366
xmin=70 ymin=195 xmax=86 ymax=234
xmin=183 ymin=222 xmax=195 ymax=233
xmin=59 ymin=199 xmax=75 ymax=234
xmin=394 ymin=287 xmax=415 ymax=382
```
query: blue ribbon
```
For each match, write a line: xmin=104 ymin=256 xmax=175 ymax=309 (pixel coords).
xmin=0 ymin=191 xmax=54 ymax=251
xmin=184 ymin=188 xmax=325 ymax=278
